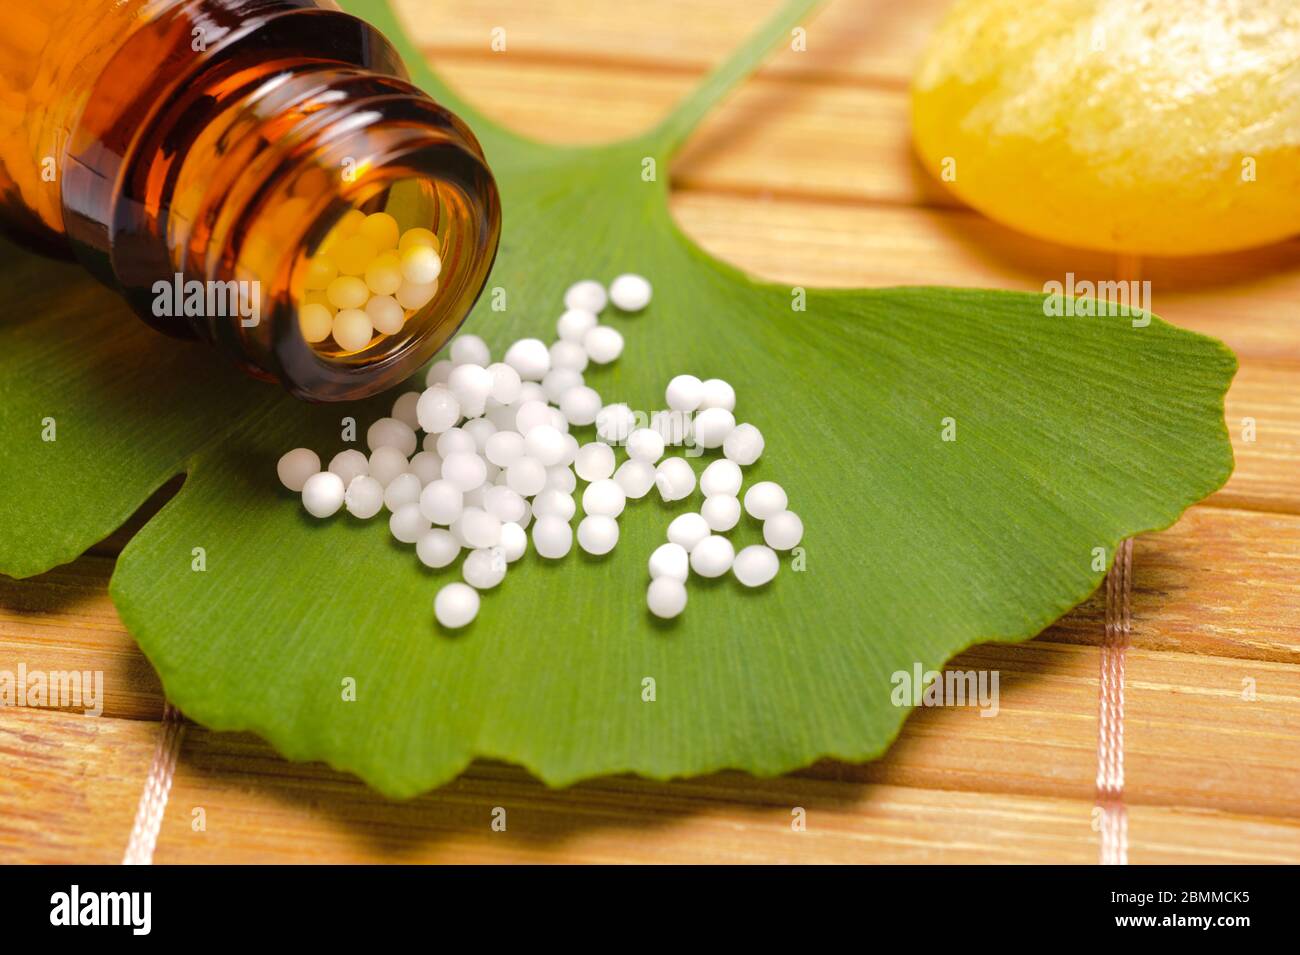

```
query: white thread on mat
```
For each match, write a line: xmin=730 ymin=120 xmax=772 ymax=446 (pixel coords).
xmin=1097 ymin=537 xmax=1132 ymax=865
xmin=122 ymin=701 xmax=186 ymax=865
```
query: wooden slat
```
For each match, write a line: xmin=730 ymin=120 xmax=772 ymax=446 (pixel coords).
xmin=419 ymin=58 xmax=956 ymax=209
xmin=399 ymin=0 xmax=951 ymax=85
xmin=0 ymin=555 xmax=163 ymax=721
xmin=0 ymin=709 xmax=155 ymax=864
xmin=1218 ymin=364 xmax=1300 ymax=515
xmin=3 ymin=708 xmax=1296 ymax=863
xmin=846 ymin=641 xmax=1300 ymax=818
xmin=1044 ymin=506 xmax=1300 ymax=662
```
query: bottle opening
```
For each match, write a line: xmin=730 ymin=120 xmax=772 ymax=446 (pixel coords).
xmin=209 ymin=84 xmax=500 ymax=401
xmin=293 ymin=177 xmax=447 ymax=362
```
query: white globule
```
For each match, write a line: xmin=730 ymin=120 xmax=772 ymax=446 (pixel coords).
xmin=425 ymin=360 xmax=454 ymax=387
xmin=407 ymin=450 xmax=443 ymax=485
xmin=665 ymin=374 xmax=703 ymax=413
xmin=763 ymin=510 xmax=804 ymax=550
xmin=559 ymin=385 xmax=602 ymax=426
xmin=301 ymin=471 xmax=344 ymax=517
xmin=506 ymin=457 xmax=548 ymax=497
xmin=514 ymin=399 xmax=553 ymax=435
xmin=577 ymin=515 xmax=620 ymax=555
xmin=692 ymin=407 xmax=735 ymax=449
xmin=499 ymin=522 xmax=527 ymax=562
xmin=651 ymin=409 xmax=692 ymax=447
xmin=722 ymin=422 xmax=764 ymax=466
xmin=648 ymin=542 xmax=689 ymax=582
xmin=701 ymin=494 xmax=741 ymax=532
xmin=328 ymin=448 xmax=369 ymax=487
xmin=595 ymin=403 xmax=636 ymax=444
xmin=419 ymin=479 xmax=463 ymax=525
xmin=626 ymin=428 xmax=665 ymax=464
xmin=389 ymin=391 xmax=421 ymax=430
xmin=367 ymin=446 xmax=409 ymax=488
xmin=614 ymin=459 xmax=656 ymax=499
xmin=524 ymin=424 xmax=567 ymax=466
xmin=532 ymin=489 xmax=577 ymax=522
xmin=450 ymin=334 xmax=490 ymax=367
xmin=574 ymin=442 xmax=616 ymax=482
xmin=400 ymin=246 xmax=441 ymax=284
xmin=344 ymin=475 xmax=385 ymax=519
xmin=278 ymin=448 xmax=320 ymax=492
xmin=518 ymin=381 xmax=548 ymax=406
xmin=542 ymin=367 xmax=583 ymax=404
xmin=689 ymin=535 xmax=735 ymax=578
xmin=582 ymin=479 xmax=626 ymax=518
xmin=608 ymin=273 xmax=651 ymax=312
xmin=486 ymin=362 xmax=522 ymax=404
xmin=504 ymin=338 xmax=551 ymax=381
xmin=434 ymin=582 xmax=479 ymax=629
xmin=698 ymin=378 xmax=736 ymax=412
xmin=416 ymin=386 xmax=460 ymax=434
xmin=564 ymin=436 xmax=582 ymax=465
xmin=532 ymin=516 xmax=573 ymax=559
xmin=564 ymin=279 xmax=607 ymax=314
xmin=457 ymin=507 xmax=502 ymax=549
xmin=383 ymin=472 xmax=423 ymax=512
xmin=332 ymin=308 xmax=372 ymax=351
xmin=744 ymin=481 xmax=788 ymax=520
xmin=667 ymin=512 xmax=711 ymax=552
xmin=367 ymin=416 xmax=418 ymax=456
xmin=448 ymin=363 xmax=493 ymax=418
xmin=549 ymin=339 xmax=589 ymax=372
xmin=556 ymin=308 xmax=598 ymax=343
xmin=442 ymin=451 xmax=488 ymax=492
xmin=699 ymin=459 xmax=742 ymax=498
xmin=461 ymin=417 xmax=497 ymax=453
xmin=463 ymin=547 xmax=507 ymax=589
xmin=416 ymin=528 xmax=460 ymax=569
xmin=485 ymin=402 xmax=518 ymax=432
xmin=484 ymin=485 xmax=527 ymax=524
xmin=545 ymin=464 xmax=577 ymax=494
xmin=436 ymin=427 xmax=476 ymax=458
xmin=646 ymin=578 xmax=687 ymax=620
xmin=389 ymin=503 xmax=430 ymax=543
xmin=733 ymin=545 xmax=779 ymax=587
xmin=485 ymin=430 xmax=526 ymax=467
xmin=655 ymin=456 xmax=696 ymax=503
xmin=463 ymin=485 xmax=487 ymax=510
xmin=582 ymin=325 xmax=624 ymax=364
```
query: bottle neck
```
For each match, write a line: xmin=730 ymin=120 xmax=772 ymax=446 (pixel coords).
xmin=60 ymin=0 xmax=500 ymax=400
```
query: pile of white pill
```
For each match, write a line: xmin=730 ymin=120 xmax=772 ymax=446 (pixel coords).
xmin=276 ymin=273 xmax=803 ymax=629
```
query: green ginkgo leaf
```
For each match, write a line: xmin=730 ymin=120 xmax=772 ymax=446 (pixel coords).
xmin=0 ymin=0 xmax=1234 ymax=796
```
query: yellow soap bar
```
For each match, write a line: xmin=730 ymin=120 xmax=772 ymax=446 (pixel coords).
xmin=912 ymin=0 xmax=1300 ymax=255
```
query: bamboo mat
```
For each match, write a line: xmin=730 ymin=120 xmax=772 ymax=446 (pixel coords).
xmin=1 ymin=0 xmax=1298 ymax=864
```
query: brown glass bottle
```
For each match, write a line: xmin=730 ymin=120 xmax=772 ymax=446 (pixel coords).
xmin=0 ymin=0 xmax=501 ymax=400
